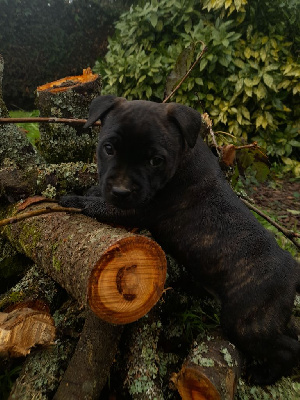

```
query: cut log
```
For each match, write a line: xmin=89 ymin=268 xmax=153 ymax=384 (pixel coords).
xmin=0 ymin=161 xmax=98 ymax=203
xmin=0 ymin=305 xmax=56 ymax=357
xmin=172 ymin=332 xmax=242 ymax=400
xmin=0 ymin=264 xmax=63 ymax=312
xmin=0 ymin=54 xmax=44 ymax=168
xmin=123 ymin=309 xmax=164 ymax=399
xmin=2 ymin=201 xmax=167 ymax=324
xmin=54 ymin=311 xmax=123 ymax=400
xmin=8 ymin=298 xmax=85 ymax=400
xmin=36 ymin=68 xmax=102 ymax=163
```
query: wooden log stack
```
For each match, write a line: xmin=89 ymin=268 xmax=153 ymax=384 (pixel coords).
xmin=1 ymin=53 xmax=299 ymax=399
xmin=36 ymin=68 xmax=101 ymax=163
xmin=3 ymin=199 xmax=167 ymax=325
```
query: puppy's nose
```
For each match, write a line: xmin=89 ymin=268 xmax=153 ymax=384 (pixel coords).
xmin=111 ymin=186 xmax=131 ymax=199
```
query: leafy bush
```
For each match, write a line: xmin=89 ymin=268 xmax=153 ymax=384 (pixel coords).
xmin=95 ymin=0 xmax=300 ymax=168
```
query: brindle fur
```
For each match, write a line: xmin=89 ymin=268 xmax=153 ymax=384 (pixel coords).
xmin=60 ymin=95 xmax=300 ymax=384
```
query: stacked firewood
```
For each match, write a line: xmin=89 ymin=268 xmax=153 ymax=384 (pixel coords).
xmin=0 ymin=54 xmax=299 ymax=400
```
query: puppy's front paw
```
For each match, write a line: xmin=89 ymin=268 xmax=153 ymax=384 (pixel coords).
xmin=59 ymin=195 xmax=85 ymax=209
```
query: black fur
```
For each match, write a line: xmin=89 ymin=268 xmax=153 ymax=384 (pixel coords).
xmin=60 ymin=96 xmax=300 ymax=384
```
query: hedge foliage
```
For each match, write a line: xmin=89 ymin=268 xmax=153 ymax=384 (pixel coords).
xmin=95 ymin=0 xmax=300 ymax=169
xmin=0 ymin=0 xmax=134 ymax=109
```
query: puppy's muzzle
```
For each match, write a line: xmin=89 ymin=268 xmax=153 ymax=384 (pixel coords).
xmin=111 ymin=185 xmax=132 ymax=200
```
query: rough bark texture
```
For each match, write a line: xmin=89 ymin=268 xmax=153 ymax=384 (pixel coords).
xmin=123 ymin=310 xmax=165 ymax=399
xmin=0 ymin=162 xmax=98 ymax=203
xmin=172 ymin=331 xmax=241 ymax=400
xmin=0 ymin=236 xmax=30 ymax=293
xmin=36 ymin=68 xmax=101 ymax=163
xmin=2 ymin=201 xmax=167 ymax=324
xmin=0 ymin=55 xmax=44 ymax=169
xmin=0 ymin=264 xmax=62 ymax=313
xmin=54 ymin=311 xmax=123 ymax=400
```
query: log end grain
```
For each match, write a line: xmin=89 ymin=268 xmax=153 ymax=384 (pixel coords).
xmin=88 ymin=236 xmax=167 ymax=324
xmin=172 ymin=365 xmax=221 ymax=400
xmin=37 ymin=67 xmax=99 ymax=94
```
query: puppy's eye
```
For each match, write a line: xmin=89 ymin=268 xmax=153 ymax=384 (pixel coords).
xmin=103 ymin=143 xmax=115 ymax=156
xmin=149 ymin=156 xmax=164 ymax=167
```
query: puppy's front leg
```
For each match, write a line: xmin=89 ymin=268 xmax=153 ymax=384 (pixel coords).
xmin=59 ymin=195 xmax=140 ymax=227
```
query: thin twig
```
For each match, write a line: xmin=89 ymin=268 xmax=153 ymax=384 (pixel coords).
xmin=241 ymin=197 xmax=300 ymax=249
xmin=215 ymin=131 xmax=236 ymax=139
xmin=0 ymin=117 xmax=101 ymax=126
xmin=163 ymin=41 xmax=208 ymax=103
xmin=0 ymin=206 xmax=82 ymax=228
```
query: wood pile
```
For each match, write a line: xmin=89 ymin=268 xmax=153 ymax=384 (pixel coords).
xmin=1 ymin=54 xmax=299 ymax=400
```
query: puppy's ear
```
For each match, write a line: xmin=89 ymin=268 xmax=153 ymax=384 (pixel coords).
xmin=83 ymin=95 xmax=125 ymax=128
xmin=167 ymin=103 xmax=202 ymax=148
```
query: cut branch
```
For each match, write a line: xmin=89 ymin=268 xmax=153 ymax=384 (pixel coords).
xmin=2 ymin=201 xmax=167 ymax=324
xmin=0 ymin=205 xmax=82 ymax=227
xmin=0 ymin=117 xmax=101 ymax=126
xmin=163 ymin=41 xmax=208 ymax=104
xmin=54 ymin=311 xmax=123 ymax=400
xmin=241 ymin=197 xmax=300 ymax=249
xmin=172 ymin=331 xmax=242 ymax=400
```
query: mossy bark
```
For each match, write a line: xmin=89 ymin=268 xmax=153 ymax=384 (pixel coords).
xmin=0 ymin=55 xmax=44 ymax=169
xmin=172 ymin=330 xmax=241 ymax=400
xmin=2 ymin=201 xmax=166 ymax=324
xmin=0 ymin=161 xmax=98 ymax=203
xmin=0 ymin=264 xmax=63 ymax=312
xmin=54 ymin=311 xmax=123 ymax=400
xmin=123 ymin=309 xmax=165 ymax=399
xmin=36 ymin=71 xmax=102 ymax=163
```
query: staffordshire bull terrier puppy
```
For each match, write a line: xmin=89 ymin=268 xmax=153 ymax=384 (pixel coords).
xmin=60 ymin=95 xmax=300 ymax=384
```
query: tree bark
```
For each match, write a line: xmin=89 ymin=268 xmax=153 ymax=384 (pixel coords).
xmin=54 ymin=311 xmax=123 ymax=400
xmin=36 ymin=68 xmax=101 ymax=163
xmin=172 ymin=331 xmax=241 ymax=400
xmin=0 ymin=54 xmax=44 ymax=169
xmin=123 ymin=309 xmax=164 ymax=399
xmin=2 ymin=201 xmax=167 ymax=324
xmin=0 ymin=162 xmax=98 ymax=203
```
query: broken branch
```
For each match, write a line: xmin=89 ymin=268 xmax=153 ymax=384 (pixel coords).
xmin=163 ymin=41 xmax=208 ymax=104
xmin=241 ymin=197 xmax=300 ymax=249
xmin=0 ymin=117 xmax=101 ymax=126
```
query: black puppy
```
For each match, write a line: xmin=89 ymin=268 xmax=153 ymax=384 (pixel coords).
xmin=60 ymin=95 xmax=300 ymax=384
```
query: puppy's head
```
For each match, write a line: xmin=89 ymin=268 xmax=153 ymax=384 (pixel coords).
xmin=84 ymin=95 xmax=202 ymax=209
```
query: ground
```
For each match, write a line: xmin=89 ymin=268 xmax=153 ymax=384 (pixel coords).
xmin=249 ymin=178 xmax=300 ymax=233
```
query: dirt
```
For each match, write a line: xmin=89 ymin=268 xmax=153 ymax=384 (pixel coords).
xmin=248 ymin=179 xmax=300 ymax=233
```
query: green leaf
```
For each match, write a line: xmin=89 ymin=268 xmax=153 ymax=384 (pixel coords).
xmin=256 ymin=83 xmax=267 ymax=100
xmin=184 ymin=18 xmax=192 ymax=33
xmin=241 ymin=106 xmax=250 ymax=120
xmin=244 ymin=47 xmax=251 ymax=59
xmin=233 ymin=59 xmax=245 ymax=69
xmin=263 ymin=74 xmax=274 ymax=88
xmin=287 ymin=209 xmax=300 ymax=216
xmin=253 ymin=161 xmax=270 ymax=183
xmin=150 ymin=13 xmax=158 ymax=28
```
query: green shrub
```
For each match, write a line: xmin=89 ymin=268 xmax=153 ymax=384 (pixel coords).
xmin=95 ymin=0 xmax=300 ymax=169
